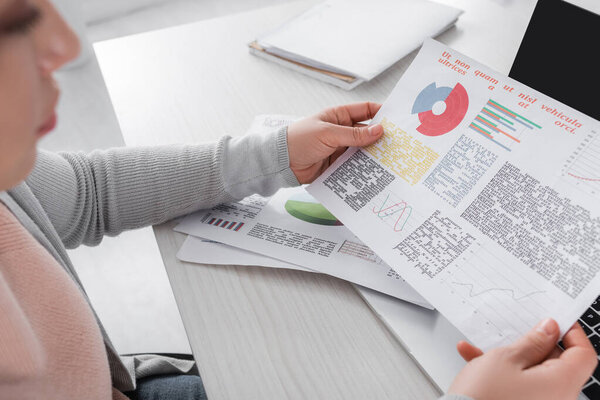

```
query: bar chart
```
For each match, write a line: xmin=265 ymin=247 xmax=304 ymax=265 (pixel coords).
xmin=203 ymin=216 xmax=245 ymax=231
xmin=469 ymin=99 xmax=541 ymax=151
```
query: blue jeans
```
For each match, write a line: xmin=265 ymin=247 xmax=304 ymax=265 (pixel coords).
xmin=124 ymin=374 xmax=207 ymax=400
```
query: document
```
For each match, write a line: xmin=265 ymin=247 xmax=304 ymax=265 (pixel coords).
xmin=177 ymin=236 xmax=312 ymax=273
xmin=255 ymin=0 xmax=462 ymax=81
xmin=175 ymin=185 xmax=430 ymax=309
xmin=175 ymin=114 xmax=429 ymax=308
xmin=307 ymin=39 xmax=600 ymax=350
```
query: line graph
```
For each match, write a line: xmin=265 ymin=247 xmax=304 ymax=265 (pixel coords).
xmin=371 ymin=192 xmax=413 ymax=232
xmin=451 ymin=281 xmax=545 ymax=301
xmin=567 ymin=173 xmax=600 ymax=182
xmin=441 ymin=242 xmax=556 ymax=346
xmin=562 ymin=129 xmax=600 ymax=199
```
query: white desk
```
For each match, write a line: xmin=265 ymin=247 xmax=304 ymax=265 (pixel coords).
xmin=95 ymin=1 xmax=537 ymax=398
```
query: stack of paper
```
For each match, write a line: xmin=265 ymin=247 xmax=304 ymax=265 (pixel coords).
xmin=249 ymin=0 xmax=463 ymax=89
xmin=176 ymin=39 xmax=600 ymax=354
xmin=175 ymin=114 xmax=431 ymax=309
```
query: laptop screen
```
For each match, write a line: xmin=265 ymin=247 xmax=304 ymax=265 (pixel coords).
xmin=509 ymin=0 xmax=600 ymax=121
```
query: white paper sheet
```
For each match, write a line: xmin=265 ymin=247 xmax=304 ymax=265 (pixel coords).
xmin=175 ymin=114 xmax=430 ymax=308
xmin=307 ymin=39 xmax=600 ymax=350
xmin=257 ymin=0 xmax=462 ymax=80
xmin=176 ymin=186 xmax=431 ymax=309
xmin=177 ymin=236 xmax=313 ymax=273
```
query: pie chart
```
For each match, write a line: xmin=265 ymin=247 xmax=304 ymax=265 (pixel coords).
xmin=412 ymin=82 xmax=469 ymax=136
xmin=284 ymin=192 xmax=343 ymax=226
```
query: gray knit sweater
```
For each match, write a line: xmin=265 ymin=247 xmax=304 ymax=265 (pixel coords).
xmin=0 ymin=126 xmax=471 ymax=399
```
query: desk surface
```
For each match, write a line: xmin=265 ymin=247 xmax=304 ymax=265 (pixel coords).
xmin=95 ymin=1 xmax=537 ymax=398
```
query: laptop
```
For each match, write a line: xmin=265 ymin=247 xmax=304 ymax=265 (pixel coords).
xmin=358 ymin=0 xmax=600 ymax=398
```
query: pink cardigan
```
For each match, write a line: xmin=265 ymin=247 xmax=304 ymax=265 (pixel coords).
xmin=0 ymin=203 xmax=127 ymax=399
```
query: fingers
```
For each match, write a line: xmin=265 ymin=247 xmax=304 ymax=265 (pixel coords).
xmin=508 ymin=318 xmax=560 ymax=369
xmin=563 ymin=322 xmax=593 ymax=349
xmin=456 ymin=341 xmax=483 ymax=362
xmin=327 ymin=102 xmax=382 ymax=125
xmin=555 ymin=323 xmax=598 ymax=381
xmin=323 ymin=124 xmax=383 ymax=148
xmin=547 ymin=346 xmax=562 ymax=360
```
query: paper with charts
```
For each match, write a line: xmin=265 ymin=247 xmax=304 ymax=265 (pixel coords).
xmin=307 ymin=39 xmax=600 ymax=350
xmin=174 ymin=116 xmax=430 ymax=309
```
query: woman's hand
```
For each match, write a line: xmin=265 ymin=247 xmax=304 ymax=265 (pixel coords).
xmin=287 ymin=102 xmax=384 ymax=184
xmin=449 ymin=319 xmax=597 ymax=400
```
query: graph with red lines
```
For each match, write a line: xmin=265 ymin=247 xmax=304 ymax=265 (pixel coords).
xmin=563 ymin=129 xmax=600 ymax=198
xmin=568 ymin=173 xmax=600 ymax=182
xmin=371 ymin=193 xmax=413 ymax=232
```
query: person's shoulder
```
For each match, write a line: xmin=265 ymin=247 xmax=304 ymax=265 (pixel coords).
xmin=0 ymin=269 xmax=47 ymax=384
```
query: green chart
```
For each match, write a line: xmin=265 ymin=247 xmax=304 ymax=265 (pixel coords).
xmin=284 ymin=192 xmax=343 ymax=226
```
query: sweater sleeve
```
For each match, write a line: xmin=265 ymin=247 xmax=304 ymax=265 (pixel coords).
xmin=26 ymin=127 xmax=299 ymax=248
xmin=438 ymin=395 xmax=474 ymax=400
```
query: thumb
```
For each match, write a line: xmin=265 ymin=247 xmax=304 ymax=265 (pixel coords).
xmin=457 ymin=341 xmax=483 ymax=362
xmin=325 ymin=123 xmax=383 ymax=148
xmin=508 ymin=318 xmax=560 ymax=369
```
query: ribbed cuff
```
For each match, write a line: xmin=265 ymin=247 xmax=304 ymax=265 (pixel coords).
xmin=275 ymin=126 xmax=301 ymax=187
xmin=222 ymin=126 xmax=300 ymax=200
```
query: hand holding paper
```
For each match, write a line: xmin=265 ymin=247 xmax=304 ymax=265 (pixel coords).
xmin=175 ymin=114 xmax=430 ymax=308
xmin=449 ymin=320 xmax=596 ymax=400
xmin=287 ymin=102 xmax=383 ymax=183
xmin=307 ymin=39 xmax=600 ymax=351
